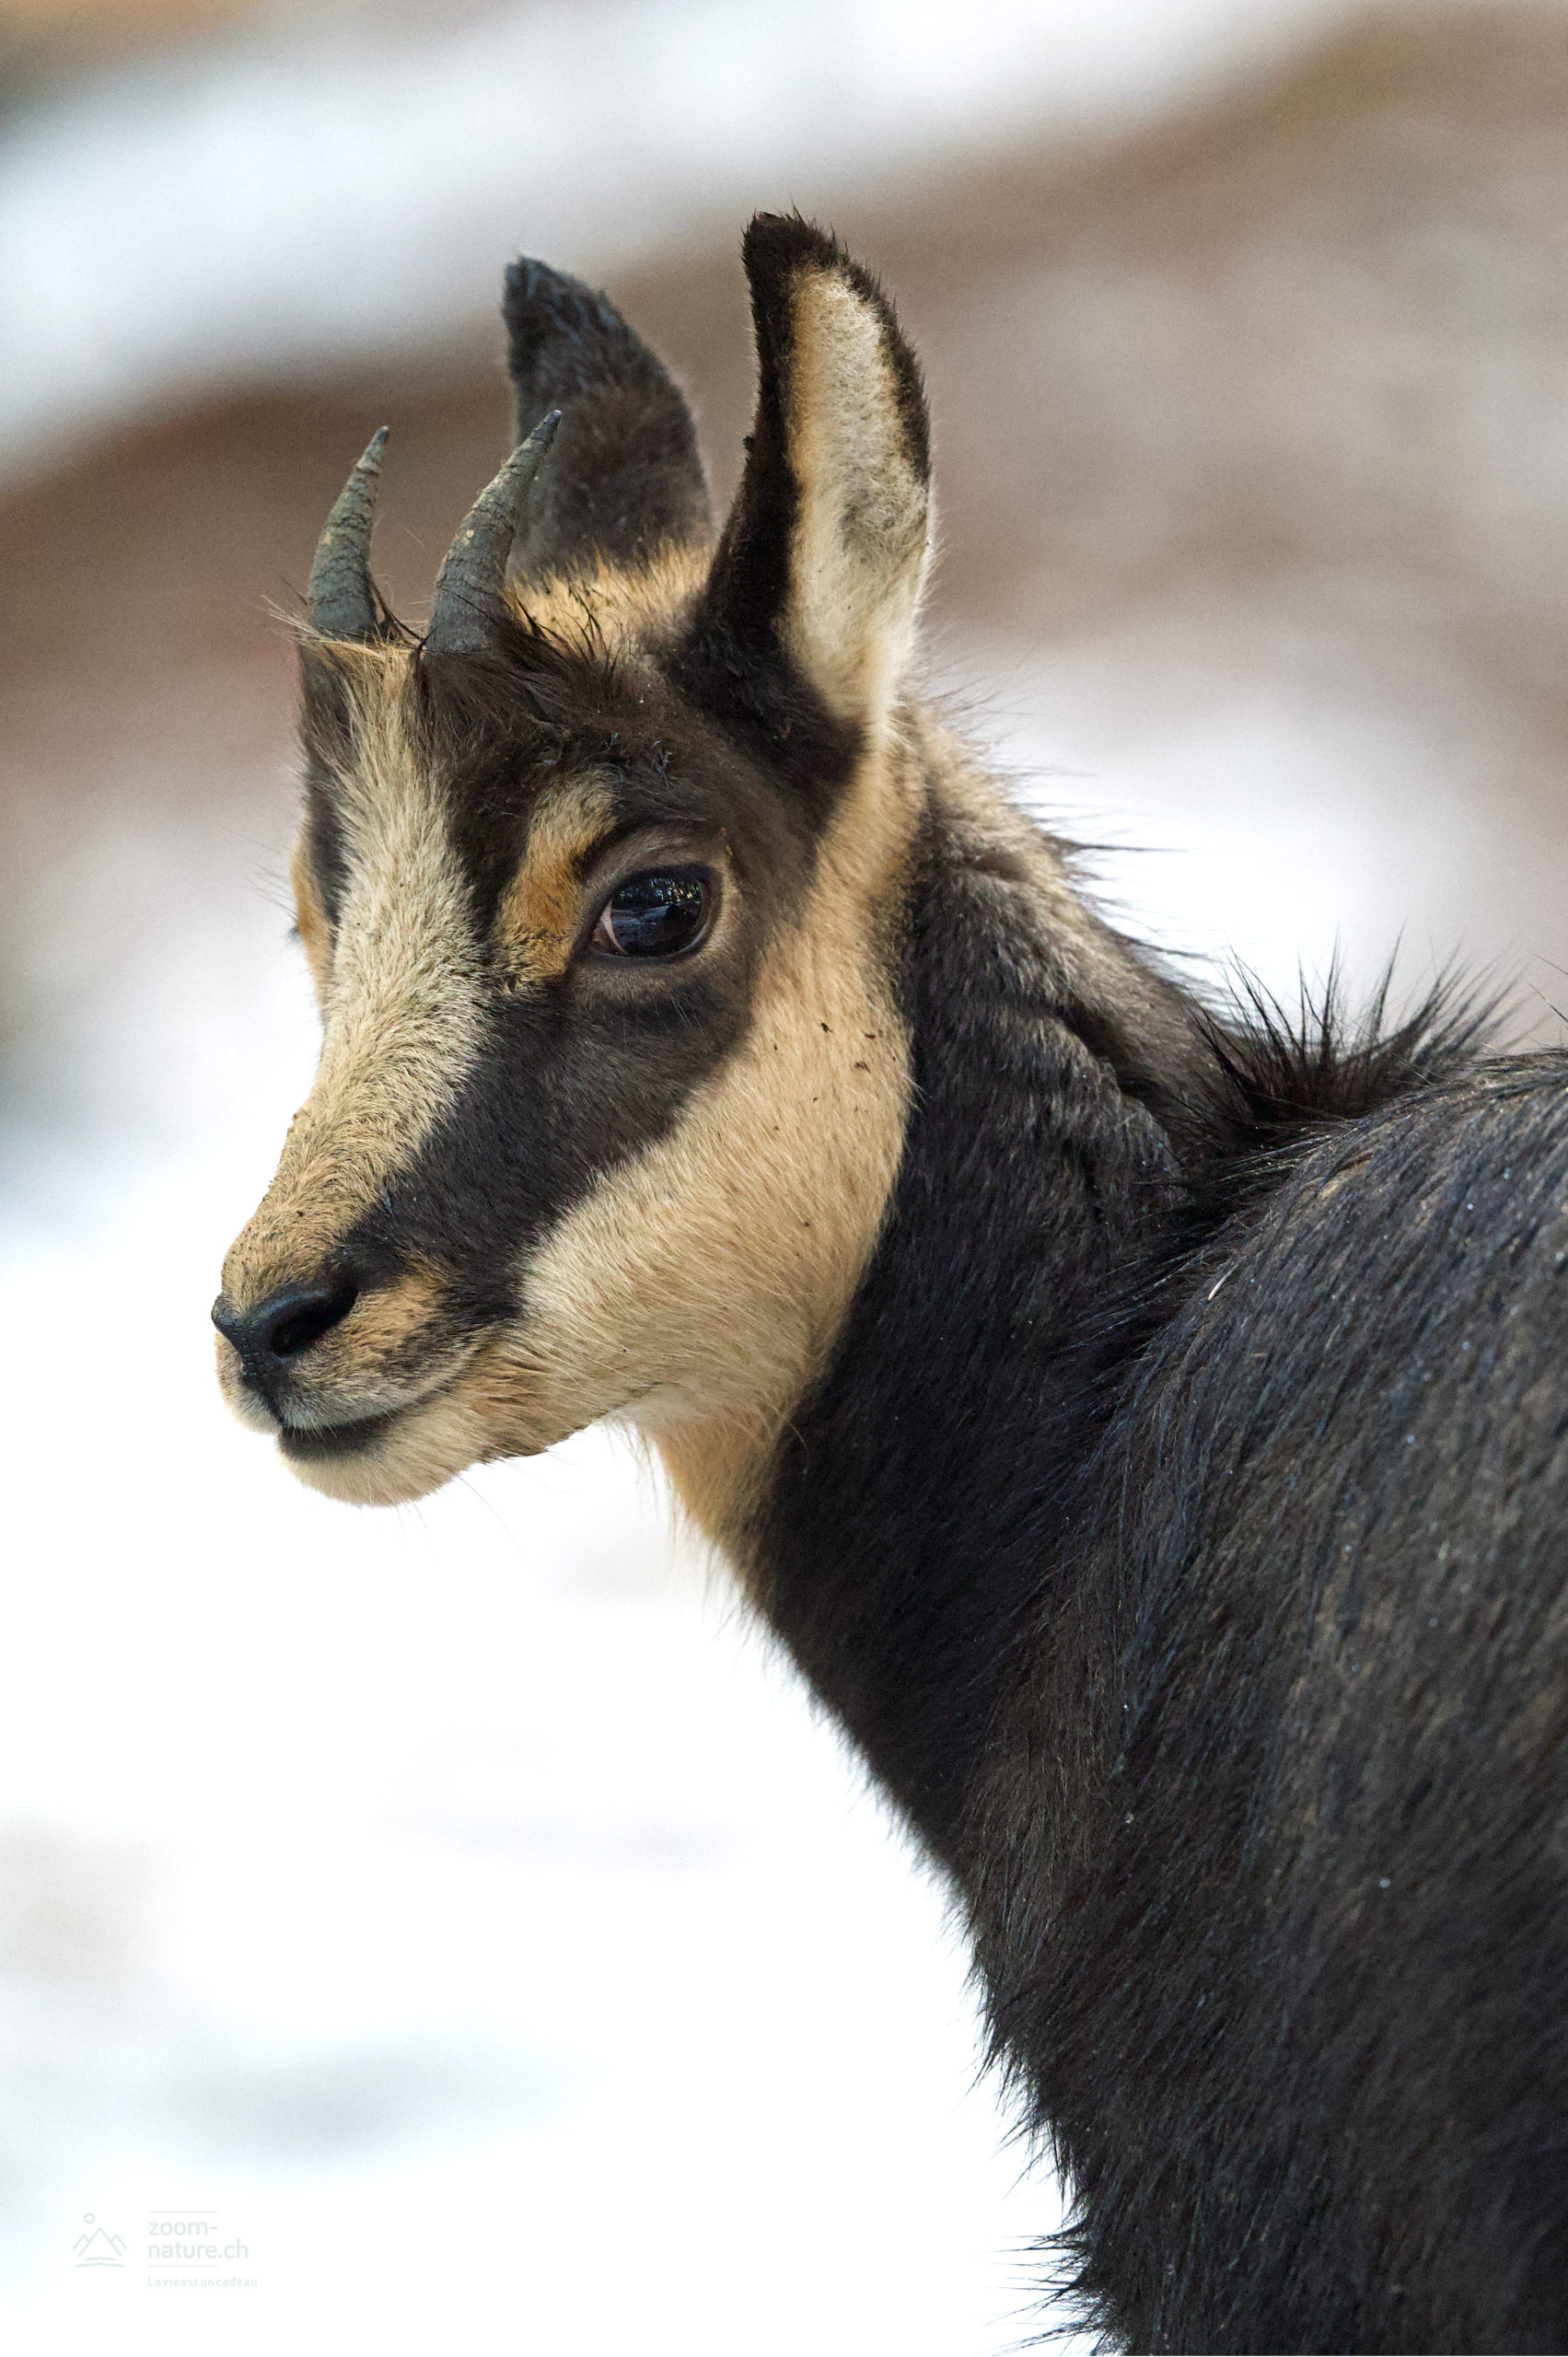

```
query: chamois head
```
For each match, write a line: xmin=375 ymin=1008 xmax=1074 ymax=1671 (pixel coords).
xmin=215 ymin=216 xmax=933 ymax=1527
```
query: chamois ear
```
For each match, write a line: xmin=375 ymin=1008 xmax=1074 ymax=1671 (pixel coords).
xmin=695 ymin=214 xmax=932 ymax=739
xmin=502 ymin=259 xmax=712 ymax=580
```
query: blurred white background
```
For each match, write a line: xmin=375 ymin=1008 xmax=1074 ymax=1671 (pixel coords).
xmin=5 ymin=0 xmax=1568 ymax=2347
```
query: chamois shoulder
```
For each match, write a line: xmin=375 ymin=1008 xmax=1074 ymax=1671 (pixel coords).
xmin=1111 ymin=1056 xmax=1568 ymax=1521
xmin=1199 ymin=1049 xmax=1568 ymax=1304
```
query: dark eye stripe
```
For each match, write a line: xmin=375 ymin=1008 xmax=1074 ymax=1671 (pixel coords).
xmin=593 ymin=868 xmax=711 ymax=958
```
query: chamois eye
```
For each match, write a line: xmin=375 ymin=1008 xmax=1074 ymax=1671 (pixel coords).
xmin=592 ymin=868 xmax=711 ymax=958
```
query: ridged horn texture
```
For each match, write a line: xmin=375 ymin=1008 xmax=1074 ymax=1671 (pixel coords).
xmin=306 ymin=426 xmax=389 ymax=643
xmin=424 ymin=412 xmax=562 ymax=657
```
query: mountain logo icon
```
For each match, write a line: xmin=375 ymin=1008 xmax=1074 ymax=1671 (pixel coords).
xmin=73 ymin=2214 xmax=126 ymax=2269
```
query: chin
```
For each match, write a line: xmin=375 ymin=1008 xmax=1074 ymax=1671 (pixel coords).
xmin=273 ymin=1393 xmax=477 ymax=1506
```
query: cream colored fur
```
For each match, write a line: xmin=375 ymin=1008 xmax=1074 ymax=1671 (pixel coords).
xmin=218 ymin=656 xmax=485 ymax=1425
xmin=505 ymin=727 xmax=922 ymax=1555
xmin=783 ymin=266 xmax=932 ymax=730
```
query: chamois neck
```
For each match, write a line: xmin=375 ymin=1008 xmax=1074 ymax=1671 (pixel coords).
xmin=738 ymin=747 xmax=1211 ymax=1865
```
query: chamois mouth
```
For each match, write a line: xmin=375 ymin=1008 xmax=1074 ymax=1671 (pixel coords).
xmin=278 ymin=1405 xmax=404 ymax=1463
xmin=271 ymin=1342 xmax=481 ymax=1467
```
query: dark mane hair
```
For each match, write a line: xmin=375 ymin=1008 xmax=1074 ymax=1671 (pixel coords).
xmin=1198 ymin=961 xmax=1496 ymax=1196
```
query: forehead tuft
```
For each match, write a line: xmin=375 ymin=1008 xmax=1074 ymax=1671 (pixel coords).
xmin=504 ymin=541 xmax=712 ymax=652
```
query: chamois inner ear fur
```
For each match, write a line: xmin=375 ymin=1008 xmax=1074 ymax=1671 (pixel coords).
xmin=780 ymin=263 xmax=932 ymax=730
xmin=687 ymin=216 xmax=933 ymax=749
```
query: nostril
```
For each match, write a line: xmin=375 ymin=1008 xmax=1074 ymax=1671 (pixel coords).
xmin=261 ymin=1282 xmax=359 ymax=1360
xmin=213 ymin=1279 xmax=359 ymax=1371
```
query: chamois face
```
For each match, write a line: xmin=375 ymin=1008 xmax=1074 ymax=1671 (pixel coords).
xmin=215 ymin=218 xmax=932 ymax=1524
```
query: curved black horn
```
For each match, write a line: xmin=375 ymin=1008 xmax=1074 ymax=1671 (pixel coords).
xmin=306 ymin=426 xmax=389 ymax=643
xmin=424 ymin=411 xmax=561 ymax=657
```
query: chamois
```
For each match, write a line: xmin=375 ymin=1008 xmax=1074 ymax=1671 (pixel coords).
xmin=214 ymin=216 xmax=1568 ymax=2352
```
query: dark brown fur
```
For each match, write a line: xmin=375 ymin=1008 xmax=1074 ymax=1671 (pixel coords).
xmin=214 ymin=217 xmax=1568 ymax=2351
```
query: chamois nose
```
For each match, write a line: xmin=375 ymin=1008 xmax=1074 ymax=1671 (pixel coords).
xmin=212 ymin=1278 xmax=358 ymax=1371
